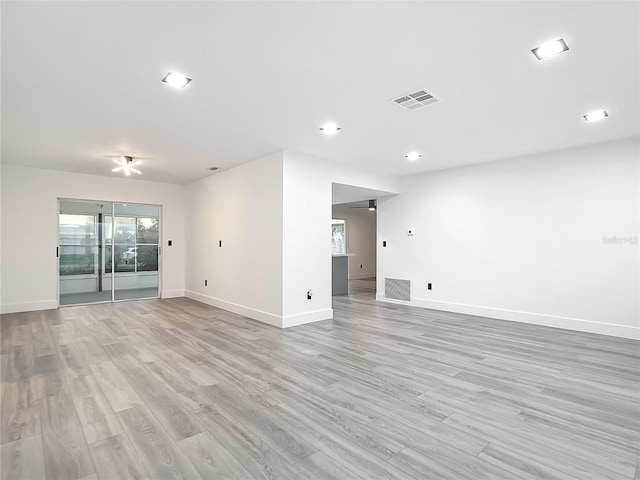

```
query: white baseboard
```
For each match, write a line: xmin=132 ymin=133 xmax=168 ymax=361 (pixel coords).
xmin=349 ymin=273 xmax=376 ymax=280
xmin=376 ymin=294 xmax=639 ymax=340
xmin=0 ymin=300 xmax=58 ymax=314
xmin=161 ymin=289 xmax=185 ymax=299
xmin=375 ymin=294 xmax=411 ymax=306
xmin=185 ymin=290 xmax=283 ymax=327
xmin=282 ymin=308 xmax=333 ymax=328
xmin=185 ymin=291 xmax=333 ymax=329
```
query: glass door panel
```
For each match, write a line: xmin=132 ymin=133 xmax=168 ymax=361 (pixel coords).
xmin=59 ymin=200 xmax=113 ymax=305
xmin=113 ymin=203 xmax=160 ymax=301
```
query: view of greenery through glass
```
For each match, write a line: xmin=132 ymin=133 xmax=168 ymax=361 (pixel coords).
xmin=107 ymin=216 xmax=158 ymax=273
xmin=60 ymin=214 xmax=158 ymax=275
xmin=59 ymin=214 xmax=97 ymax=276
xmin=136 ymin=218 xmax=159 ymax=272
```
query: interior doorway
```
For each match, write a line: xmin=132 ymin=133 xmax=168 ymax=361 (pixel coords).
xmin=58 ymin=199 xmax=160 ymax=306
xmin=332 ymin=200 xmax=377 ymax=297
xmin=331 ymin=182 xmax=393 ymax=301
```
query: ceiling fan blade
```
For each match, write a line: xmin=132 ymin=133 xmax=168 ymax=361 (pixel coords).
xmin=129 ymin=168 xmax=142 ymax=175
xmin=112 ymin=158 xmax=124 ymax=165
xmin=125 ymin=169 xmax=131 ymax=176
xmin=112 ymin=166 xmax=124 ymax=172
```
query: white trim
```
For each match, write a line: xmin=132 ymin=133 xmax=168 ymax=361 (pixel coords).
xmin=282 ymin=308 xmax=333 ymax=328
xmin=376 ymin=294 xmax=639 ymax=340
xmin=185 ymin=290 xmax=282 ymax=327
xmin=1 ymin=300 xmax=58 ymax=314
xmin=161 ymin=289 xmax=185 ymax=299
xmin=375 ymin=293 xmax=411 ymax=306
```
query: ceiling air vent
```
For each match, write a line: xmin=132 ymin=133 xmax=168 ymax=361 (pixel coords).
xmin=392 ymin=89 xmax=440 ymax=110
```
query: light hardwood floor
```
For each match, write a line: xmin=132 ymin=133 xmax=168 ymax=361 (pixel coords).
xmin=1 ymin=280 xmax=639 ymax=479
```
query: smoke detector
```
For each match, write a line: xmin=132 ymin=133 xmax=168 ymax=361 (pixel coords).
xmin=392 ymin=89 xmax=441 ymax=110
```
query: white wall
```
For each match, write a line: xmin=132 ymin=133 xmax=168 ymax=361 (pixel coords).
xmin=282 ymin=151 xmax=399 ymax=327
xmin=0 ymin=165 xmax=187 ymax=313
xmin=185 ymin=152 xmax=285 ymax=326
xmin=377 ymin=138 xmax=640 ymax=339
xmin=281 ymin=153 xmax=333 ymax=327
xmin=183 ymin=150 xmax=399 ymax=328
xmin=332 ymin=204 xmax=377 ymax=279
xmin=0 ymin=150 xmax=398 ymax=327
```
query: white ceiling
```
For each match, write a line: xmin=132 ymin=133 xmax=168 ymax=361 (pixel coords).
xmin=2 ymin=1 xmax=638 ymax=184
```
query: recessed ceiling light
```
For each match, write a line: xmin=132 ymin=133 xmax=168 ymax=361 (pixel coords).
xmin=405 ymin=152 xmax=422 ymax=161
xmin=162 ymin=72 xmax=192 ymax=88
xmin=583 ymin=110 xmax=609 ymax=122
xmin=319 ymin=123 xmax=341 ymax=134
xmin=531 ymin=39 xmax=569 ymax=60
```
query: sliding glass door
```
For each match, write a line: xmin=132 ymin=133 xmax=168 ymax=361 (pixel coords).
xmin=112 ymin=203 xmax=160 ymax=301
xmin=58 ymin=199 xmax=160 ymax=306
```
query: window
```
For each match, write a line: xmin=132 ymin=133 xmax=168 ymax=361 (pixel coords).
xmin=136 ymin=217 xmax=159 ymax=272
xmin=105 ymin=216 xmax=159 ymax=273
xmin=332 ymin=219 xmax=346 ymax=254
xmin=59 ymin=214 xmax=98 ymax=275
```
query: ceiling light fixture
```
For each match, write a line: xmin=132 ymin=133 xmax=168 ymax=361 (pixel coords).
xmin=348 ymin=199 xmax=376 ymax=211
xmin=112 ymin=156 xmax=142 ymax=176
xmin=583 ymin=110 xmax=609 ymax=122
xmin=320 ymin=123 xmax=341 ymax=134
xmin=531 ymin=39 xmax=569 ymax=60
xmin=405 ymin=152 xmax=422 ymax=161
xmin=162 ymin=72 xmax=192 ymax=88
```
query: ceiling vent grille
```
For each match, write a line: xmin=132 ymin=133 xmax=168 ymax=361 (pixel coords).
xmin=392 ymin=89 xmax=440 ymax=110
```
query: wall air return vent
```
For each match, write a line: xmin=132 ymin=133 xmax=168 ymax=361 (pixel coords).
xmin=392 ymin=89 xmax=440 ymax=110
xmin=385 ymin=278 xmax=411 ymax=302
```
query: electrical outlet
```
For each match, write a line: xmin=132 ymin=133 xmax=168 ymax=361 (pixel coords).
xmin=307 ymin=289 xmax=313 ymax=300
xmin=205 ymin=279 xmax=208 ymax=286
xmin=219 ymin=240 xmax=222 ymax=247
xmin=168 ymin=240 xmax=173 ymax=246
xmin=383 ymin=241 xmax=387 ymax=247
xmin=427 ymin=283 xmax=432 ymax=290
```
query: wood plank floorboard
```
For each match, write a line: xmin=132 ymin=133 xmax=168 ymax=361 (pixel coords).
xmin=1 ymin=279 xmax=638 ymax=479
xmin=0 ymin=435 xmax=47 ymax=480
xmin=177 ymin=431 xmax=253 ymax=479
xmin=40 ymin=390 xmax=95 ymax=480
xmin=68 ymin=374 xmax=124 ymax=444
xmin=89 ymin=433 xmax=150 ymax=480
